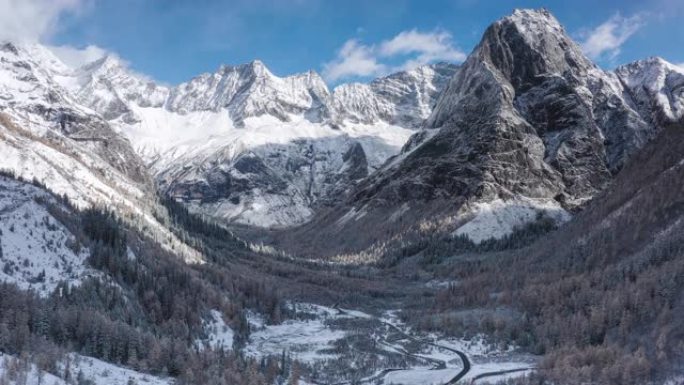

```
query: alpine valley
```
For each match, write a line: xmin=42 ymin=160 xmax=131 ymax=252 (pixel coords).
xmin=0 ymin=8 xmax=683 ymax=385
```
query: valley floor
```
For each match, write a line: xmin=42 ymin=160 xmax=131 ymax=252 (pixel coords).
xmin=227 ymin=302 xmax=536 ymax=385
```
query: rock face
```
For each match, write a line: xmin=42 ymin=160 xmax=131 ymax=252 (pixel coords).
xmin=615 ymin=57 xmax=684 ymax=129
xmin=271 ymin=9 xmax=683 ymax=257
xmin=358 ymin=9 xmax=654 ymax=213
xmin=330 ymin=63 xmax=457 ymax=128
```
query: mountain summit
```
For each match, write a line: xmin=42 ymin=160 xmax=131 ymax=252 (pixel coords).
xmin=273 ymin=9 xmax=683 ymax=257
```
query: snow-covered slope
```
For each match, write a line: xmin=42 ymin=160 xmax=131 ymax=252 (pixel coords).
xmin=329 ymin=62 xmax=457 ymax=128
xmin=0 ymin=176 xmax=94 ymax=296
xmin=0 ymin=42 xmax=200 ymax=262
xmin=60 ymin=51 xmax=456 ymax=227
xmin=0 ymin=353 xmax=173 ymax=385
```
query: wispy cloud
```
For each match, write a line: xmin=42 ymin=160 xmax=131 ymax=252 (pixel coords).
xmin=48 ymin=44 xmax=109 ymax=68
xmin=580 ymin=13 xmax=645 ymax=60
xmin=322 ymin=40 xmax=387 ymax=83
xmin=380 ymin=29 xmax=466 ymax=71
xmin=0 ymin=0 xmax=111 ymax=69
xmin=0 ymin=0 xmax=86 ymax=43
xmin=323 ymin=29 xmax=465 ymax=82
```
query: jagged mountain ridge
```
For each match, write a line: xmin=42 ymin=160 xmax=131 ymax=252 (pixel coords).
xmin=0 ymin=42 xmax=152 ymax=206
xmin=0 ymin=8 xmax=681 ymax=236
xmin=0 ymin=37 xmax=458 ymax=228
xmin=73 ymin=56 xmax=458 ymax=131
xmin=63 ymin=53 xmax=458 ymax=227
xmin=270 ymin=9 xmax=684 ymax=258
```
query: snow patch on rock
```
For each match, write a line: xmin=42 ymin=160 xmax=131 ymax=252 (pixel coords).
xmin=454 ymin=198 xmax=570 ymax=243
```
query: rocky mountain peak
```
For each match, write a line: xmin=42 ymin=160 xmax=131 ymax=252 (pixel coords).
xmin=478 ymin=8 xmax=592 ymax=91
xmin=616 ymin=56 xmax=684 ymax=127
xmin=80 ymin=54 xmax=122 ymax=72
xmin=331 ymin=62 xmax=459 ymax=128
xmin=221 ymin=59 xmax=272 ymax=79
xmin=0 ymin=41 xmax=19 ymax=55
xmin=302 ymin=8 xmax=669 ymax=256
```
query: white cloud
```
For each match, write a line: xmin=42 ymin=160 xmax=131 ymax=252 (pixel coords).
xmin=0 ymin=0 xmax=85 ymax=43
xmin=0 ymin=0 xmax=111 ymax=70
xmin=581 ymin=13 xmax=645 ymax=60
xmin=322 ymin=40 xmax=386 ymax=83
xmin=48 ymin=44 xmax=108 ymax=68
xmin=380 ymin=29 xmax=465 ymax=59
xmin=323 ymin=29 xmax=465 ymax=82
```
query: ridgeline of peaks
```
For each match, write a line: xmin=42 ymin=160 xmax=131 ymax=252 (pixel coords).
xmin=0 ymin=8 xmax=682 ymax=246
xmin=72 ymin=52 xmax=457 ymax=128
xmin=0 ymin=39 xmax=458 ymax=227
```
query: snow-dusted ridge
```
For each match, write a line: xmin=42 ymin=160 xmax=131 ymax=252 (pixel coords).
xmin=0 ymin=176 xmax=95 ymax=296
xmin=55 ymin=48 xmax=458 ymax=227
xmin=0 ymin=42 xmax=201 ymax=262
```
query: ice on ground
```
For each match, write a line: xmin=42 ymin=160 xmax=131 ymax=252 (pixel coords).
xmin=245 ymin=308 xmax=346 ymax=364
xmin=436 ymin=335 xmax=513 ymax=358
xmin=381 ymin=310 xmax=536 ymax=384
xmin=0 ymin=353 xmax=66 ymax=385
xmin=454 ymin=198 xmax=570 ymax=243
xmin=244 ymin=303 xmax=371 ymax=364
xmin=196 ymin=309 xmax=235 ymax=351
xmin=472 ymin=368 xmax=533 ymax=384
xmin=424 ymin=279 xmax=459 ymax=289
xmin=384 ymin=368 xmax=462 ymax=385
xmin=291 ymin=302 xmax=372 ymax=319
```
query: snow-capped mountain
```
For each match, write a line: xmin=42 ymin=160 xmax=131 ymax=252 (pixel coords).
xmin=0 ymin=42 xmax=152 ymax=205
xmin=0 ymin=8 xmax=681 ymax=237
xmin=59 ymin=53 xmax=457 ymax=227
xmin=0 ymin=42 xmax=200 ymax=261
xmin=615 ymin=57 xmax=684 ymax=129
xmin=329 ymin=62 xmax=457 ymax=128
xmin=70 ymin=54 xmax=169 ymax=120
xmin=166 ymin=60 xmax=331 ymax=124
xmin=273 ymin=9 xmax=684 ymax=257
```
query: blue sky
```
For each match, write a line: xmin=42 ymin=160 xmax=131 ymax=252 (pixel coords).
xmin=2 ymin=0 xmax=683 ymax=85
